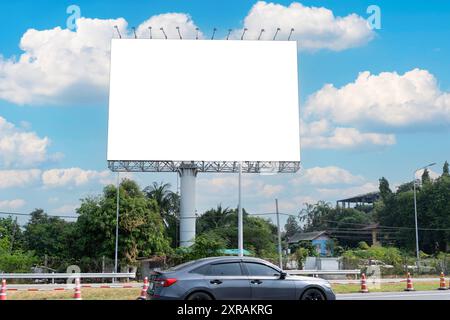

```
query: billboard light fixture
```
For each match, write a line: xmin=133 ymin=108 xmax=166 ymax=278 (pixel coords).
xmin=114 ymin=25 xmax=122 ymax=39
xmin=132 ymin=27 xmax=137 ymax=39
xmin=211 ymin=28 xmax=217 ymax=40
xmin=241 ymin=28 xmax=248 ymax=40
xmin=258 ymin=29 xmax=265 ymax=40
xmin=148 ymin=26 xmax=152 ymax=39
xmin=160 ymin=27 xmax=167 ymax=39
xmin=273 ymin=27 xmax=281 ymax=40
xmin=176 ymin=26 xmax=183 ymax=40
xmin=288 ymin=28 xmax=294 ymax=41
xmin=226 ymin=29 xmax=232 ymax=40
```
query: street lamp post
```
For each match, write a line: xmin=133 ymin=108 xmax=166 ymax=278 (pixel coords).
xmin=413 ymin=162 xmax=436 ymax=271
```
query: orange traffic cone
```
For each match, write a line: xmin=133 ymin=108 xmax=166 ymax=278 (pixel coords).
xmin=404 ymin=272 xmax=415 ymax=291
xmin=438 ymin=272 xmax=448 ymax=290
xmin=360 ymin=273 xmax=369 ymax=293
xmin=0 ymin=279 xmax=7 ymax=301
xmin=138 ymin=277 xmax=149 ymax=300
xmin=73 ymin=278 xmax=82 ymax=300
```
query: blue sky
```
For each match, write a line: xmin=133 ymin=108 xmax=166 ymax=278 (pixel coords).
xmin=0 ymin=0 xmax=449 ymax=227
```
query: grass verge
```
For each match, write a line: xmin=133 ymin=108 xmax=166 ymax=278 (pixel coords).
xmin=6 ymin=288 xmax=141 ymax=300
xmin=332 ymin=281 xmax=441 ymax=294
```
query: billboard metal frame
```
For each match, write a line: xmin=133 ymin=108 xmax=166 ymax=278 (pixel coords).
xmin=108 ymin=160 xmax=300 ymax=173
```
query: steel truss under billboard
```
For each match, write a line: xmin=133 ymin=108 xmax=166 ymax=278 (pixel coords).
xmin=108 ymin=160 xmax=300 ymax=173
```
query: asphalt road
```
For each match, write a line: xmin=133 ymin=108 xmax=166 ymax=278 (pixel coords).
xmin=337 ymin=290 xmax=450 ymax=300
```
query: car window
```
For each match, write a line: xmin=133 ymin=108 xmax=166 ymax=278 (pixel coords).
xmin=245 ymin=263 xmax=280 ymax=276
xmin=167 ymin=260 xmax=198 ymax=271
xmin=190 ymin=264 xmax=210 ymax=275
xmin=210 ymin=263 xmax=242 ymax=276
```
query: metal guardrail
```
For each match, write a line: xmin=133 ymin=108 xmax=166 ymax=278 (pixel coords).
xmin=0 ymin=273 xmax=136 ymax=279
xmin=288 ymin=270 xmax=360 ymax=278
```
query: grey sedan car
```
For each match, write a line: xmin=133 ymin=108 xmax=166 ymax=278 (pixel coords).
xmin=147 ymin=256 xmax=335 ymax=300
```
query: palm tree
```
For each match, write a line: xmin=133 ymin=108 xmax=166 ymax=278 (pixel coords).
xmin=143 ymin=182 xmax=179 ymax=219
xmin=143 ymin=182 xmax=180 ymax=247
xmin=197 ymin=204 xmax=232 ymax=233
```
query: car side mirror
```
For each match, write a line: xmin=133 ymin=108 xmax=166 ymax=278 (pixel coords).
xmin=279 ymin=271 xmax=287 ymax=279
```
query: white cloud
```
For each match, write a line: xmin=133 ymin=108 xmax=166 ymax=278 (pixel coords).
xmin=305 ymin=69 xmax=450 ymax=129
xmin=198 ymin=174 xmax=284 ymax=202
xmin=0 ymin=169 xmax=41 ymax=189
xmin=301 ymin=122 xmax=396 ymax=149
xmin=0 ymin=4 xmax=374 ymax=106
xmin=316 ymin=182 xmax=378 ymax=200
xmin=53 ymin=204 xmax=78 ymax=215
xmin=0 ymin=13 xmax=201 ymax=105
xmin=0 ymin=117 xmax=53 ymax=168
xmin=300 ymin=68 xmax=450 ymax=149
xmin=0 ymin=199 xmax=26 ymax=210
xmin=42 ymin=168 xmax=111 ymax=188
xmin=232 ymin=1 xmax=374 ymax=50
xmin=293 ymin=166 xmax=365 ymax=185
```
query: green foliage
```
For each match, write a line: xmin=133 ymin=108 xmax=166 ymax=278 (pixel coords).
xmin=23 ymin=209 xmax=75 ymax=260
xmin=196 ymin=206 xmax=277 ymax=256
xmin=143 ymin=182 xmax=180 ymax=247
xmin=291 ymin=241 xmax=318 ymax=268
xmin=443 ymin=161 xmax=449 ymax=176
xmin=421 ymin=169 xmax=431 ymax=185
xmin=343 ymin=245 xmax=403 ymax=266
xmin=75 ymin=179 xmax=172 ymax=265
xmin=284 ymin=215 xmax=300 ymax=240
xmin=358 ymin=241 xmax=370 ymax=250
xmin=299 ymin=201 xmax=373 ymax=248
xmin=0 ymin=250 xmax=38 ymax=273
xmin=379 ymin=177 xmax=392 ymax=200
xmin=376 ymin=173 xmax=450 ymax=253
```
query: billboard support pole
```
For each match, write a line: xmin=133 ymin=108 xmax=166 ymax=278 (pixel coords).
xmin=114 ymin=172 xmax=120 ymax=283
xmin=238 ymin=161 xmax=243 ymax=257
xmin=179 ymin=163 xmax=197 ymax=247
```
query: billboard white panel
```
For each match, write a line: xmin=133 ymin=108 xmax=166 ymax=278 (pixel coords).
xmin=107 ymin=39 xmax=300 ymax=162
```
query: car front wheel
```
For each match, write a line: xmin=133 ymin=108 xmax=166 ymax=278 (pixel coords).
xmin=301 ymin=288 xmax=326 ymax=301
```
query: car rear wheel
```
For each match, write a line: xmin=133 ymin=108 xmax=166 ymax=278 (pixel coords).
xmin=186 ymin=292 xmax=213 ymax=301
xmin=301 ymin=288 xmax=326 ymax=301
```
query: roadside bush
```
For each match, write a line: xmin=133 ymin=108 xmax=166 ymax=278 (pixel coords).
xmin=0 ymin=251 xmax=38 ymax=273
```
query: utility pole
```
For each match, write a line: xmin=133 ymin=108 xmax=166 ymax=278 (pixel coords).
xmin=275 ymin=199 xmax=282 ymax=269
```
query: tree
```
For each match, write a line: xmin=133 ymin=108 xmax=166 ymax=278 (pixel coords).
xmin=422 ymin=169 xmax=431 ymax=185
xmin=0 ymin=216 xmax=24 ymax=252
xmin=284 ymin=215 xmax=300 ymax=240
xmin=379 ymin=177 xmax=392 ymax=199
xmin=143 ymin=182 xmax=180 ymax=247
xmin=75 ymin=179 xmax=172 ymax=266
xmin=23 ymin=209 xmax=75 ymax=261
xmin=196 ymin=207 xmax=278 ymax=256
xmin=443 ymin=161 xmax=449 ymax=177
xmin=197 ymin=205 xmax=232 ymax=234
xmin=299 ymin=201 xmax=373 ymax=248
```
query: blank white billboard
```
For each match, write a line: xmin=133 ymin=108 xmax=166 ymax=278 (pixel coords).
xmin=107 ymin=39 xmax=300 ymax=162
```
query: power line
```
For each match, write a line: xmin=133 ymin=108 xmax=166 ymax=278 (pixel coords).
xmin=0 ymin=211 xmax=78 ymax=219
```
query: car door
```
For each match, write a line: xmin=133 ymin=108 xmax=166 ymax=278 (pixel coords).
xmin=243 ymin=262 xmax=296 ymax=300
xmin=204 ymin=261 xmax=251 ymax=300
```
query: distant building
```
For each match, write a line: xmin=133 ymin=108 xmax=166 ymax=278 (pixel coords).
xmin=336 ymin=191 xmax=380 ymax=208
xmin=287 ymin=231 xmax=332 ymax=256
